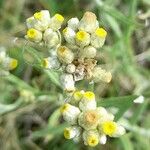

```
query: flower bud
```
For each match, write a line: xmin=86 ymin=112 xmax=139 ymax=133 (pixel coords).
xmin=49 ymin=14 xmax=64 ymax=31
xmin=75 ymin=31 xmax=90 ymax=47
xmin=63 ymin=27 xmax=76 ymax=44
xmin=68 ymin=17 xmax=79 ymax=31
xmin=79 ymin=46 xmax=97 ymax=59
xmin=78 ymin=110 xmax=100 ymax=130
xmin=26 ymin=10 xmax=50 ymax=31
xmin=99 ymin=134 xmax=107 ymax=145
xmin=91 ymin=28 xmax=107 ymax=48
xmin=57 ymin=46 xmax=74 ymax=64
xmin=83 ymin=130 xmax=99 ymax=147
xmin=60 ymin=103 xmax=80 ymax=124
xmin=42 ymin=56 xmax=60 ymax=69
xmin=78 ymin=12 xmax=98 ymax=33
xmin=66 ymin=63 xmax=76 ymax=73
xmin=43 ymin=28 xmax=59 ymax=48
xmin=20 ymin=90 xmax=35 ymax=103
xmin=79 ymin=91 xmax=96 ymax=111
xmin=7 ymin=58 xmax=18 ymax=70
xmin=60 ymin=73 xmax=75 ymax=92
xmin=112 ymin=125 xmax=125 ymax=137
xmin=25 ymin=28 xmax=42 ymax=43
xmin=26 ymin=16 xmax=36 ymax=29
xmin=92 ymin=66 xmax=112 ymax=83
xmin=97 ymin=108 xmax=114 ymax=124
xmin=64 ymin=126 xmax=81 ymax=139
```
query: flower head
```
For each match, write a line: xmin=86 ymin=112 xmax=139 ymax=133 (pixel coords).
xmin=61 ymin=90 xmax=125 ymax=147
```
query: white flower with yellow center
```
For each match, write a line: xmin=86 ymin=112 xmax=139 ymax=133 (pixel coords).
xmin=70 ymin=90 xmax=84 ymax=105
xmin=60 ymin=103 xmax=80 ymax=124
xmin=78 ymin=11 xmax=99 ymax=33
xmin=63 ymin=27 xmax=76 ymax=44
xmin=63 ymin=126 xmax=81 ymax=140
xmin=8 ymin=58 xmax=18 ymax=70
xmin=26 ymin=10 xmax=50 ymax=31
xmin=83 ymin=130 xmax=99 ymax=147
xmin=57 ymin=46 xmax=74 ymax=64
xmin=49 ymin=13 xmax=64 ymax=31
xmin=75 ymin=31 xmax=90 ymax=47
xmin=60 ymin=73 xmax=75 ymax=92
xmin=25 ymin=28 xmax=42 ymax=43
xmin=68 ymin=17 xmax=79 ymax=31
xmin=43 ymin=28 xmax=60 ymax=48
xmin=79 ymin=91 xmax=96 ymax=111
xmin=101 ymin=121 xmax=118 ymax=136
xmin=91 ymin=28 xmax=107 ymax=48
xmin=92 ymin=66 xmax=112 ymax=83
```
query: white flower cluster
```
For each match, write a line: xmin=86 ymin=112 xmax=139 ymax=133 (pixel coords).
xmin=61 ymin=90 xmax=125 ymax=147
xmin=0 ymin=47 xmax=18 ymax=76
xmin=40 ymin=11 xmax=111 ymax=92
xmin=25 ymin=10 xmax=64 ymax=48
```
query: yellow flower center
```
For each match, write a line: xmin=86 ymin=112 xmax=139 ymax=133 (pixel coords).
xmin=27 ymin=28 xmax=37 ymax=39
xmin=83 ymin=91 xmax=95 ymax=101
xmin=63 ymin=28 xmax=68 ymax=34
xmin=55 ymin=14 xmax=64 ymax=22
xmin=9 ymin=59 xmax=18 ymax=70
xmin=76 ymin=31 xmax=88 ymax=41
xmin=73 ymin=91 xmax=83 ymax=101
xmin=60 ymin=104 xmax=70 ymax=113
xmin=64 ymin=128 xmax=71 ymax=139
xmin=34 ymin=12 xmax=43 ymax=20
xmin=85 ymin=110 xmax=99 ymax=124
xmin=87 ymin=135 xmax=99 ymax=147
xmin=42 ymin=58 xmax=49 ymax=68
xmin=102 ymin=121 xmax=117 ymax=136
xmin=95 ymin=28 xmax=107 ymax=38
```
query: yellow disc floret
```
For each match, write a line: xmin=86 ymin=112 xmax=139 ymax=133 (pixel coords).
xmin=42 ymin=58 xmax=49 ymax=68
xmin=9 ymin=59 xmax=18 ymax=70
xmin=60 ymin=103 xmax=70 ymax=113
xmin=95 ymin=28 xmax=107 ymax=38
xmin=83 ymin=91 xmax=95 ymax=101
xmin=27 ymin=28 xmax=37 ymax=39
xmin=63 ymin=28 xmax=68 ymax=34
xmin=55 ymin=14 xmax=64 ymax=22
xmin=73 ymin=91 xmax=84 ymax=101
xmin=64 ymin=128 xmax=71 ymax=139
xmin=34 ymin=12 xmax=43 ymax=20
xmin=87 ymin=135 xmax=99 ymax=147
xmin=102 ymin=121 xmax=117 ymax=136
xmin=76 ymin=31 xmax=88 ymax=41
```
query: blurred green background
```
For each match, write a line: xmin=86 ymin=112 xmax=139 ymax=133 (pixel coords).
xmin=0 ymin=0 xmax=150 ymax=150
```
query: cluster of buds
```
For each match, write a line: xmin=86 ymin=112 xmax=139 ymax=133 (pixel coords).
xmin=41 ymin=11 xmax=112 ymax=92
xmin=25 ymin=10 xmax=64 ymax=48
xmin=60 ymin=90 xmax=125 ymax=147
xmin=0 ymin=47 xmax=18 ymax=76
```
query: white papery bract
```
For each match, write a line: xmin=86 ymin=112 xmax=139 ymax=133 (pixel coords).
xmin=60 ymin=73 xmax=75 ymax=92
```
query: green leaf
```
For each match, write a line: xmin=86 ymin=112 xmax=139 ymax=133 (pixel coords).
xmin=32 ymin=123 xmax=68 ymax=139
xmin=130 ymin=100 xmax=148 ymax=124
xmin=119 ymin=134 xmax=134 ymax=150
xmin=0 ymin=100 xmax=22 ymax=115
xmin=98 ymin=95 xmax=137 ymax=121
